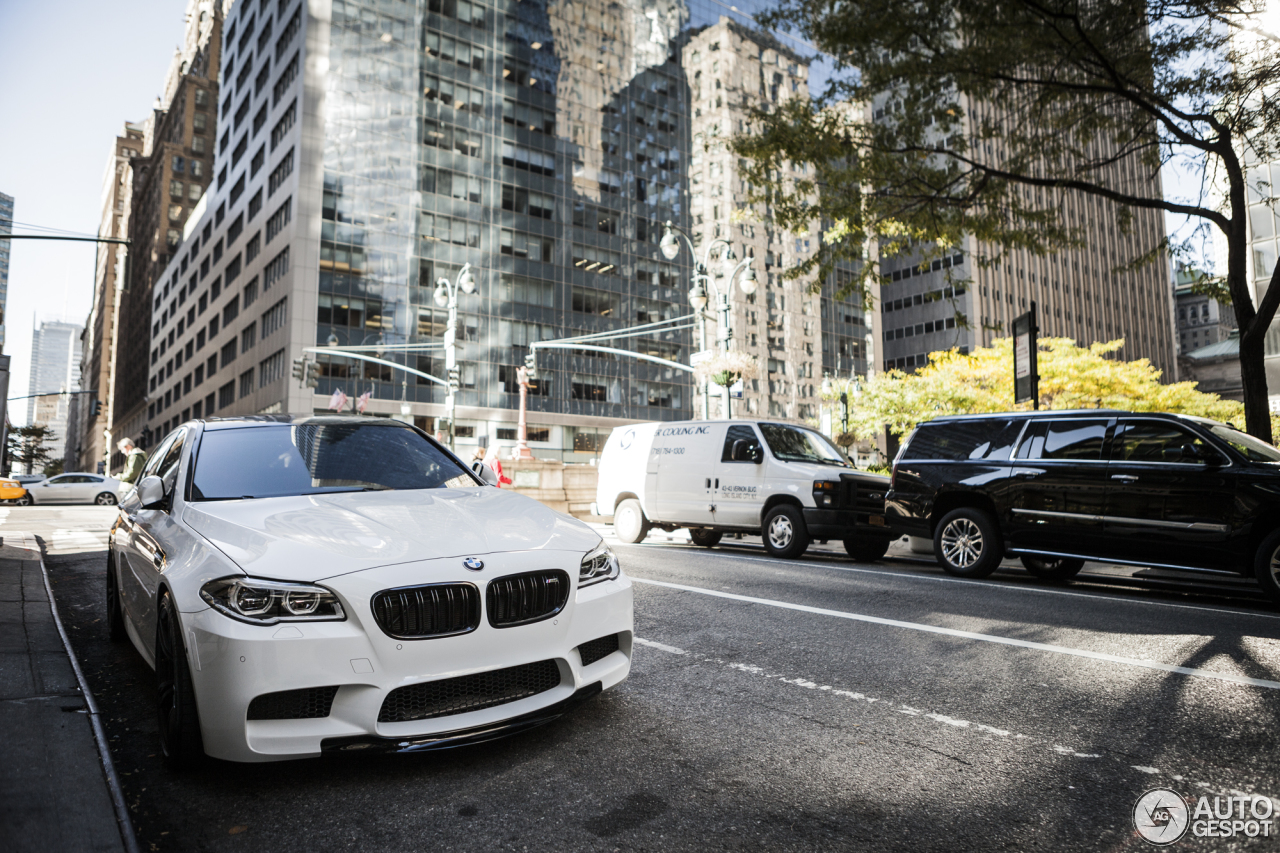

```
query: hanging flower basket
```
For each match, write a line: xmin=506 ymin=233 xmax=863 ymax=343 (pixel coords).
xmin=694 ymin=350 xmax=760 ymax=388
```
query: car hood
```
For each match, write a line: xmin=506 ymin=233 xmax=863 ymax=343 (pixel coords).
xmin=183 ymin=487 xmax=601 ymax=581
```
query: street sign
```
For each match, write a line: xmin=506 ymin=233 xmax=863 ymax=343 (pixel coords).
xmin=1012 ymin=302 xmax=1039 ymax=408
xmin=729 ymin=377 xmax=743 ymax=398
xmin=690 ymin=350 xmax=713 ymax=366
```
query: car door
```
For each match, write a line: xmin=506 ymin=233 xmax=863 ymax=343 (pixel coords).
xmin=1104 ymin=418 xmax=1236 ymax=570
xmin=119 ymin=431 xmax=180 ymax=630
xmin=67 ymin=475 xmax=97 ymax=502
xmin=651 ymin=423 xmax=720 ymax=525
xmin=713 ymin=424 xmax=766 ymax=527
xmin=128 ymin=428 xmax=189 ymax=647
xmin=36 ymin=475 xmax=73 ymax=503
xmin=79 ymin=475 xmax=108 ymax=503
xmin=1005 ymin=417 xmax=1113 ymax=556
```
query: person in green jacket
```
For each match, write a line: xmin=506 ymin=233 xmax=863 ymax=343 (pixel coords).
xmin=117 ymin=438 xmax=147 ymax=485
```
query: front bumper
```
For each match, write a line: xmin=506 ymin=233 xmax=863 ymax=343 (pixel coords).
xmin=183 ymin=554 xmax=633 ymax=763
xmin=802 ymin=507 xmax=891 ymax=539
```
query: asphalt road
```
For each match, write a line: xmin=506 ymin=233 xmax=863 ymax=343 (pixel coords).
xmin=8 ymin=505 xmax=1280 ymax=852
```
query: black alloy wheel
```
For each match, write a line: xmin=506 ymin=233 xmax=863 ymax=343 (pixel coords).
xmin=689 ymin=528 xmax=723 ymax=548
xmin=933 ymin=507 xmax=1003 ymax=578
xmin=844 ymin=536 xmax=892 ymax=563
xmin=614 ymin=498 xmax=651 ymax=544
xmin=106 ymin=557 xmax=127 ymax=643
xmin=1253 ymin=529 xmax=1280 ymax=608
xmin=156 ymin=590 xmax=204 ymax=768
xmin=1020 ymin=555 xmax=1086 ymax=581
xmin=762 ymin=504 xmax=810 ymax=559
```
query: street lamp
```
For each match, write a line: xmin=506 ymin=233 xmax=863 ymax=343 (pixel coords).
xmin=434 ymin=262 xmax=477 ymax=449
xmin=661 ymin=220 xmax=758 ymax=419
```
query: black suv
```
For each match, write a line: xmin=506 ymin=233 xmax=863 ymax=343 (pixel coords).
xmin=886 ymin=410 xmax=1280 ymax=604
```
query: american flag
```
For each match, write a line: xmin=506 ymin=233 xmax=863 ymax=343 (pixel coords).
xmin=328 ymin=389 xmax=348 ymax=411
xmin=356 ymin=391 xmax=372 ymax=414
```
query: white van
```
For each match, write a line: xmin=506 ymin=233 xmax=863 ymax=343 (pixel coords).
xmin=593 ymin=419 xmax=894 ymax=560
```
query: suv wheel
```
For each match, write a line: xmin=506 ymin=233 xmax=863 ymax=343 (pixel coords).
xmin=614 ymin=499 xmax=651 ymax=544
xmin=689 ymin=528 xmax=722 ymax=548
xmin=934 ymin=508 xmax=1002 ymax=578
xmin=1253 ymin=530 xmax=1280 ymax=607
xmin=844 ymin=536 xmax=892 ymax=563
xmin=1020 ymin=555 xmax=1085 ymax=581
xmin=762 ymin=505 xmax=810 ymax=559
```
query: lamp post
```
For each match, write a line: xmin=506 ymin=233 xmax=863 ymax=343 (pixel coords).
xmin=661 ymin=221 xmax=758 ymax=419
xmin=432 ymin=262 xmax=477 ymax=449
xmin=821 ymin=372 xmax=861 ymax=457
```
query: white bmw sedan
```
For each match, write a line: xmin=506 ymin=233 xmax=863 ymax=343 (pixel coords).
xmin=107 ymin=416 xmax=633 ymax=765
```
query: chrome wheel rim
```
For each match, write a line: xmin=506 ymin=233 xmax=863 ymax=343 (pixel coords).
xmin=1269 ymin=546 xmax=1280 ymax=587
xmin=941 ymin=518 xmax=984 ymax=569
xmin=96 ymin=493 xmax=116 ymax=505
xmin=768 ymin=515 xmax=794 ymax=550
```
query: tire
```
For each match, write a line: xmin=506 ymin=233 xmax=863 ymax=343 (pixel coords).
xmin=1253 ymin=529 xmax=1280 ymax=607
xmin=933 ymin=508 xmax=1003 ymax=578
xmin=844 ymin=536 xmax=892 ymax=563
xmin=156 ymin=591 xmax=204 ymax=768
xmin=689 ymin=528 xmax=722 ymax=548
xmin=614 ymin=498 xmax=651 ymax=544
xmin=1020 ymin=555 xmax=1085 ymax=580
xmin=106 ymin=557 xmax=127 ymax=643
xmin=94 ymin=492 xmax=118 ymax=506
xmin=14 ymin=494 xmax=31 ymax=506
xmin=762 ymin=504 xmax=810 ymax=559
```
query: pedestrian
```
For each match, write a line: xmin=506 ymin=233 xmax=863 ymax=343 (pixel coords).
xmin=484 ymin=445 xmax=512 ymax=488
xmin=116 ymin=438 xmax=147 ymax=486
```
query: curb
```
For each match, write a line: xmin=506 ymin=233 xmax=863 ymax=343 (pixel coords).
xmin=34 ymin=537 xmax=141 ymax=853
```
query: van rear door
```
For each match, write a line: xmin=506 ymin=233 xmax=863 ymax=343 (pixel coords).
xmin=651 ymin=423 xmax=720 ymax=524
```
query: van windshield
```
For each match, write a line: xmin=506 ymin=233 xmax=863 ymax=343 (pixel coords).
xmin=759 ymin=424 xmax=849 ymax=466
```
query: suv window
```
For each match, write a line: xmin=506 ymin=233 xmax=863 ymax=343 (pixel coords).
xmin=1114 ymin=421 xmax=1214 ymax=464
xmin=903 ymin=419 xmax=1023 ymax=461
xmin=721 ymin=424 xmax=761 ymax=462
xmin=1016 ymin=419 xmax=1108 ymax=460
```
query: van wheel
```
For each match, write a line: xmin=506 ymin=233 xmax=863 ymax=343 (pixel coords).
xmin=934 ymin=508 xmax=1002 ymax=578
xmin=763 ymin=505 xmax=809 ymax=559
xmin=844 ymin=536 xmax=892 ymax=563
xmin=1020 ymin=555 xmax=1085 ymax=580
xmin=689 ymin=529 xmax=722 ymax=548
xmin=1252 ymin=529 xmax=1280 ymax=607
xmin=614 ymin=499 xmax=651 ymax=544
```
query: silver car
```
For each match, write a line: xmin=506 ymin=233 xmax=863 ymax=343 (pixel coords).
xmin=24 ymin=472 xmax=123 ymax=506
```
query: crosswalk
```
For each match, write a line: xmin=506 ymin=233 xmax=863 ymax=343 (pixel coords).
xmin=45 ymin=528 xmax=112 ymax=556
xmin=0 ymin=506 xmax=117 ymax=557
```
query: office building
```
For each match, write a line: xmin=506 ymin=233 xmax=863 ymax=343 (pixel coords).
xmin=0 ymin=192 xmax=11 ymax=352
xmin=27 ymin=320 xmax=83 ymax=459
xmin=109 ymin=0 xmax=225 ymax=471
xmin=77 ymin=124 xmax=146 ymax=473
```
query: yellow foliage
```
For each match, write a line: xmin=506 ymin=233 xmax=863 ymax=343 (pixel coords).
xmin=847 ymin=337 xmax=1250 ymax=439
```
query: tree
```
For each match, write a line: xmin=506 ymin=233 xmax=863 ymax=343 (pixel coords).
xmin=7 ymin=424 xmax=56 ymax=475
xmin=843 ymin=336 xmax=1252 ymax=439
xmin=733 ymin=0 xmax=1280 ymax=439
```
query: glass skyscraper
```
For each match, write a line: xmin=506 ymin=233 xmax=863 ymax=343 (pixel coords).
xmin=142 ymin=0 xmax=861 ymax=459
xmin=0 ymin=192 xmax=11 ymax=352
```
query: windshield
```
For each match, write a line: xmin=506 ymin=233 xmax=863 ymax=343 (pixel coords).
xmin=192 ymin=423 xmax=477 ymax=500
xmin=1209 ymin=424 xmax=1280 ymax=463
xmin=759 ymin=424 xmax=849 ymax=466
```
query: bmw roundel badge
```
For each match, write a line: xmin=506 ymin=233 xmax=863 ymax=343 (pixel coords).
xmin=463 ymin=557 xmax=484 ymax=571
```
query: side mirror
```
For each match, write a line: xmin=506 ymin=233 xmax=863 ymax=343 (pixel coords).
xmin=471 ymin=461 xmax=500 ymax=486
xmin=731 ymin=440 xmax=763 ymax=464
xmin=751 ymin=445 xmax=764 ymax=464
xmin=1180 ymin=443 xmax=1204 ymax=462
xmin=137 ymin=475 xmax=166 ymax=509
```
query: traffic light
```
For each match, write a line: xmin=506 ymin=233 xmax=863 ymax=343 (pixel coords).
xmin=90 ymin=399 xmax=103 ymax=418
xmin=291 ymin=356 xmax=307 ymax=385
xmin=523 ymin=352 xmax=537 ymax=380
xmin=447 ymin=366 xmax=460 ymax=389
xmin=306 ymin=362 xmax=320 ymax=388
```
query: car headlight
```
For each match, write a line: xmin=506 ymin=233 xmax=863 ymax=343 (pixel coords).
xmin=200 ymin=576 xmax=346 ymax=624
xmin=580 ymin=542 xmax=620 ymax=587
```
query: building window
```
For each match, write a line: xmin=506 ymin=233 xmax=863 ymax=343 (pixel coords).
xmin=270 ymin=99 xmax=296 ymax=149
xmin=273 ymin=52 xmax=299 ymax=104
xmin=227 ymin=213 xmax=244 ymax=244
xmin=250 ymin=144 xmax=265 ymax=175
xmin=248 ymin=188 xmax=264 ymax=220
xmin=245 ymin=233 xmax=261 ymax=263
xmin=254 ymin=56 xmax=272 ymax=96
xmin=261 ymin=297 xmax=287 ymax=337
xmin=264 ymin=246 xmax=290 ymax=288
xmin=170 ymin=180 xmax=183 ymax=198
xmin=421 ymin=120 xmax=481 ymax=157
xmin=500 ymin=230 xmax=552 ymax=260
xmin=501 ymin=184 xmax=553 ymax=219
xmin=221 ymin=339 xmax=237 ymax=368
xmin=420 ymin=214 xmax=479 ymax=248
xmin=502 ymin=99 xmax=555 ymax=135
xmin=187 ymin=183 xmax=202 ymax=201
xmin=275 ymin=6 xmax=300 ymax=61
xmin=172 ymin=155 xmax=185 ymax=173
xmin=498 ymin=274 xmax=554 ymax=307
xmin=500 ymin=142 xmax=554 ymax=175
xmin=571 ymin=243 xmax=621 ymax=275
xmin=268 ymin=148 xmax=294 ymax=195
xmin=225 ymin=254 xmax=242 ymax=284
xmin=259 ymin=349 xmax=285 ymax=387
xmin=194 ymin=88 xmax=209 ymax=108
xmin=218 ymin=381 xmax=234 ymax=409
xmin=169 ymin=204 xmax=183 ymax=222
xmin=241 ymin=322 xmax=257 ymax=353
xmin=266 ymin=197 xmax=291 ymax=242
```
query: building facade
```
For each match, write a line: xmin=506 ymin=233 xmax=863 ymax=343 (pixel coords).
xmin=0 ymin=192 xmax=12 ymax=352
xmin=109 ymin=0 xmax=225 ymax=471
xmin=1174 ymin=262 xmax=1235 ymax=356
xmin=77 ymin=124 xmax=146 ymax=474
xmin=26 ymin=320 xmax=83 ymax=461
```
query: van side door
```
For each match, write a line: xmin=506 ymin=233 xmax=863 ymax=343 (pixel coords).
xmin=712 ymin=424 xmax=766 ymax=527
xmin=1006 ymin=418 xmax=1113 ymax=556
xmin=651 ymin=424 xmax=719 ymax=525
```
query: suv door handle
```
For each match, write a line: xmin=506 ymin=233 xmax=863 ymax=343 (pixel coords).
xmin=1111 ymin=474 xmax=1139 ymax=482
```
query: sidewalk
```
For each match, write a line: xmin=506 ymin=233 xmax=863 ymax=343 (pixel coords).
xmin=0 ymin=534 xmax=129 ymax=853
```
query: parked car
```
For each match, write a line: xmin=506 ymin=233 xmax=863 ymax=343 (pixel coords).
xmin=24 ymin=472 xmax=122 ymax=505
xmin=594 ymin=419 xmax=893 ymax=560
xmin=886 ymin=409 xmax=1280 ymax=604
xmin=0 ymin=477 xmax=29 ymax=504
xmin=106 ymin=415 xmax=632 ymax=765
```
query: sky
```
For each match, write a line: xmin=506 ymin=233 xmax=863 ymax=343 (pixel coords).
xmin=0 ymin=0 xmax=182 ymax=425
xmin=0 ymin=0 xmax=1210 ymax=426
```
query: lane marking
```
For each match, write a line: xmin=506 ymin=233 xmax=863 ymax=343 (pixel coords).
xmin=631 ymin=577 xmax=1280 ymax=690
xmin=617 ymin=544 xmax=1280 ymax=620
xmin=635 ymin=635 xmax=1276 ymax=803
